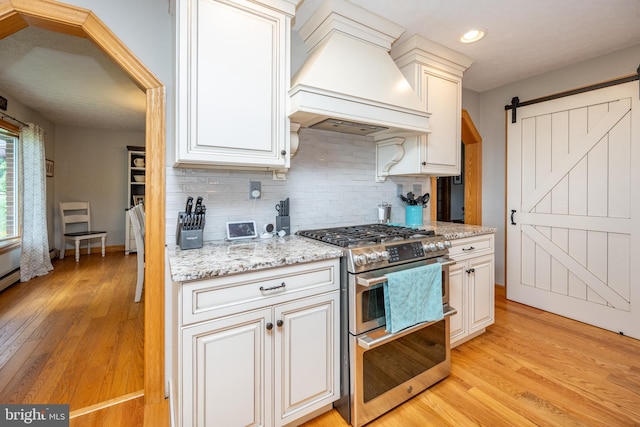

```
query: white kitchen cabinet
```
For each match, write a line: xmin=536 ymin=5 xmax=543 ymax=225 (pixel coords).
xmin=174 ymin=259 xmax=340 ymax=427
xmin=126 ymin=146 xmax=145 ymax=254
xmin=175 ymin=0 xmax=299 ymax=179
xmin=376 ymin=35 xmax=473 ymax=181
xmin=448 ymin=234 xmax=495 ymax=347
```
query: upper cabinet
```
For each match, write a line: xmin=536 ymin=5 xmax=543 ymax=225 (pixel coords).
xmin=175 ymin=0 xmax=300 ymax=179
xmin=377 ymin=35 xmax=473 ymax=180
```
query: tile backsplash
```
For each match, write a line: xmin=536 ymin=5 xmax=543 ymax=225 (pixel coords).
xmin=166 ymin=128 xmax=431 ymax=242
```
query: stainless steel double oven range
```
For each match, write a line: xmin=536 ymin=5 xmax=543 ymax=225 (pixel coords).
xmin=297 ymin=224 xmax=457 ymax=427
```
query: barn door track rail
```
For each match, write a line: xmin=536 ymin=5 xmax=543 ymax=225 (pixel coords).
xmin=505 ymin=64 xmax=640 ymax=123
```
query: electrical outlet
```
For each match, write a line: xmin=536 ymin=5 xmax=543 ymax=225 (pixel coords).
xmin=249 ymin=181 xmax=261 ymax=199
xmin=396 ymin=184 xmax=403 ymax=197
xmin=413 ymin=184 xmax=422 ymax=196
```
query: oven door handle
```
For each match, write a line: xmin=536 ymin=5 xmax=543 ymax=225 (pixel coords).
xmin=357 ymin=304 xmax=458 ymax=350
xmin=356 ymin=257 xmax=457 ymax=287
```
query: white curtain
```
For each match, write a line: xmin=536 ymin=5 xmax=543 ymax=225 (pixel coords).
xmin=19 ymin=123 xmax=53 ymax=282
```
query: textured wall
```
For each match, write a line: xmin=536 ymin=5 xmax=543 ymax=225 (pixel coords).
xmin=166 ymin=128 xmax=432 ymax=242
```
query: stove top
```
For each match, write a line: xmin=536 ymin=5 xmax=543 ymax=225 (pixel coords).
xmin=298 ymin=224 xmax=451 ymax=273
xmin=296 ymin=223 xmax=435 ymax=247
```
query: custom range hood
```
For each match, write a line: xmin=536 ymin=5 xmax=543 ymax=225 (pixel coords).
xmin=289 ymin=0 xmax=430 ymax=140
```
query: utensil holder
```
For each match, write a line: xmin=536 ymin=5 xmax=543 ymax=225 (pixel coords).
xmin=276 ymin=216 xmax=290 ymax=236
xmin=176 ymin=211 xmax=205 ymax=249
xmin=405 ymin=205 xmax=423 ymax=227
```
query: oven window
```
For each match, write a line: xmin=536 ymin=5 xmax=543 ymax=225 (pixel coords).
xmin=361 ymin=285 xmax=386 ymax=324
xmin=362 ymin=319 xmax=446 ymax=402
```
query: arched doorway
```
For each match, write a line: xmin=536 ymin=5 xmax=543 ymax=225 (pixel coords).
xmin=0 ymin=0 xmax=166 ymax=416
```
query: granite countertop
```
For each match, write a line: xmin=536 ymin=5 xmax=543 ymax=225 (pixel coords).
xmin=167 ymin=222 xmax=496 ymax=282
xmin=167 ymin=235 xmax=344 ymax=282
xmin=423 ymin=221 xmax=498 ymax=240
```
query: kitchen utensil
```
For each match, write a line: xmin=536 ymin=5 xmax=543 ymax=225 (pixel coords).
xmin=276 ymin=198 xmax=290 ymax=216
xmin=378 ymin=203 xmax=391 ymax=223
xmin=177 ymin=196 xmax=205 ymax=249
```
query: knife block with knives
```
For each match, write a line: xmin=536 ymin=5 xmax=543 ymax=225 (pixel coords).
xmin=176 ymin=196 xmax=206 ymax=249
xmin=275 ymin=197 xmax=290 ymax=236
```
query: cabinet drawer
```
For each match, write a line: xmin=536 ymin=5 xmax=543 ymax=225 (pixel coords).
xmin=448 ymin=234 xmax=494 ymax=259
xmin=182 ymin=259 xmax=339 ymax=325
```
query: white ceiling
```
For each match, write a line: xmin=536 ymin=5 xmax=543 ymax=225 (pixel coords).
xmin=1 ymin=0 xmax=639 ymax=131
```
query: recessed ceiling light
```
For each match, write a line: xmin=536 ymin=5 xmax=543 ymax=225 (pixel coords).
xmin=459 ymin=29 xmax=486 ymax=44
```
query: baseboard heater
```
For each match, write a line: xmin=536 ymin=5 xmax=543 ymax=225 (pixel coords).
xmin=0 ymin=249 xmax=57 ymax=292
xmin=0 ymin=268 xmax=20 ymax=292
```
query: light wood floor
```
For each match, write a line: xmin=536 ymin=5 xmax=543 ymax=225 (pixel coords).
xmin=303 ymin=286 xmax=640 ymax=427
xmin=0 ymin=253 xmax=144 ymax=412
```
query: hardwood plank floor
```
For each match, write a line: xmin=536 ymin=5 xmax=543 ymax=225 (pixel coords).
xmin=303 ymin=286 xmax=640 ymax=427
xmin=0 ymin=253 xmax=144 ymax=412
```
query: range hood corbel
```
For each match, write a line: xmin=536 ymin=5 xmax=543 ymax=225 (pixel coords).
xmin=375 ymin=137 xmax=405 ymax=182
xmin=289 ymin=0 xmax=430 ymax=141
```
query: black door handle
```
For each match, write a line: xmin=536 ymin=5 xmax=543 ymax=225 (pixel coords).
xmin=510 ymin=210 xmax=516 ymax=225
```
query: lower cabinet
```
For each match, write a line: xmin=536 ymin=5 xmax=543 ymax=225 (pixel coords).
xmin=175 ymin=259 xmax=340 ymax=427
xmin=448 ymin=234 xmax=495 ymax=347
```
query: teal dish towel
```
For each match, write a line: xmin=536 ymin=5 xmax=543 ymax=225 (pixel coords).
xmin=383 ymin=263 xmax=444 ymax=333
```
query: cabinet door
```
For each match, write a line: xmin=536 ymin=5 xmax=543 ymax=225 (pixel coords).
xmin=468 ymin=254 xmax=495 ymax=334
xmin=274 ymin=292 xmax=339 ymax=427
xmin=448 ymin=261 xmax=468 ymax=343
xmin=182 ymin=307 xmax=272 ymax=427
xmin=176 ymin=0 xmax=290 ymax=169
xmin=420 ymin=70 xmax=461 ymax=175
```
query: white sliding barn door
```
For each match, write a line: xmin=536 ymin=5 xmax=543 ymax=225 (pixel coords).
xmin=507 ymin=82 xmax=639 ymax=339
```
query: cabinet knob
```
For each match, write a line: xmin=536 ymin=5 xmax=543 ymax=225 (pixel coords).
xmin=281 ymin=150 xmax=287 ymax=156
xmin=266 ymin=322 xmax=273 ymax=331
xmin=466 ymin=268 xmax=475 ymax=274
xmin=276 ymin=320 xmax=284 ymax=327
xmin=421 ymin=161 xmax=427 ymax=166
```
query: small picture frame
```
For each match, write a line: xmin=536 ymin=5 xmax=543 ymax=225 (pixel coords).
xmin=453 ymin=175 xmax=462 ymax=185
xmin=132 ymin=195 xmax=145 ymax=206
xmin=46 ymin=159 xmax=54 ymax=177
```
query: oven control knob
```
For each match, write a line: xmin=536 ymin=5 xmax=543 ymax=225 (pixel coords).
xmin=353 ymin=254 xmax=368 ymax=266
xmin=437 ymin=241 xmax=446 ymax=250
xmin=423 ymin=243 xmax=437 ymax=252
xmin=378 ymin=250 xmax=390 ymax=260
xmin=366 ymin=252 xmax=379 ymax=262
xmin=444 ymin=240 xmax=452 ymax=248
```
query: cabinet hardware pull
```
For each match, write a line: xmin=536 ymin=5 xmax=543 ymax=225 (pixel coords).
xmin=466 ymin=268 xmax=475 ymax=274
xmin=511 ymin=209 xmax=517 ymax=225
xmin=281 ymin=150 xmax=287 ymax=156
xmin=421 ymin=161 xmax=426 ymax=166
xmin=462 ymin=246 xmax=475 ymax=251
xmin=276 ymin=320 xmax=284 ymax=327
xmin=266 ymin=322 xmax=273 ymax=331
xmin=260 ymin=282 xmax=286 ymax=292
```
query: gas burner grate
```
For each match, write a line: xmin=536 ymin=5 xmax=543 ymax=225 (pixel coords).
xmin=297 ymin=224 xmax=435 ymax=247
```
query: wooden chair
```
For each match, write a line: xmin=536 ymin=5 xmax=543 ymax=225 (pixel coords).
xmin=59 ymin=201 xmax=107 ymax=262
xmin=128 ymin=203 xmax=145 ymax=302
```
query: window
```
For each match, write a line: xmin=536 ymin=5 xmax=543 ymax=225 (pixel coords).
xmin=0 ymin=127 xmax=18 ymax=241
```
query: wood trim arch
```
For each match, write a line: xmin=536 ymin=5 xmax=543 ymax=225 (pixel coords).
xmin=461 ymin=109 xmax=482 ymax=225
xmin=430 ymin=109 xmax=482 ymax=225
xmin=0 ymin=0 xmax=167 ymax=418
